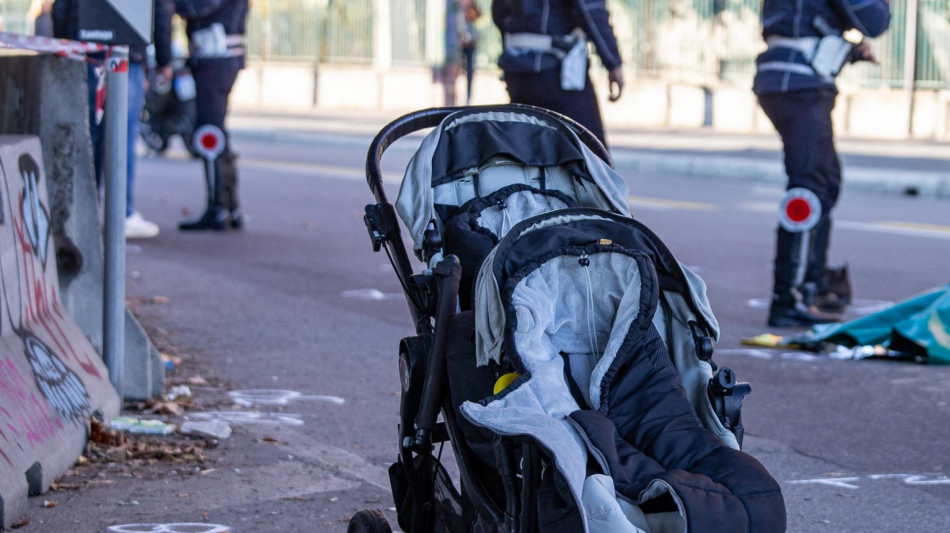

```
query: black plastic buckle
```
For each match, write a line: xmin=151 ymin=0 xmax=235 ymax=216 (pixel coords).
xmin=688 ymin=320 xmax=715 ymax=362
xmin=364 ymin=204 xmax=386 ymax=252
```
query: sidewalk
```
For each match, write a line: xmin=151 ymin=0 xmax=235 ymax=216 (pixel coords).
xmin=229 ymin=108 xmax=950 ymax=198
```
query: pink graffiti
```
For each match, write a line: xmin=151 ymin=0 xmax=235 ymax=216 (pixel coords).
xmin=13 ymin=194 xmax=102 ymax=380
xmin=0 ymin=357 xmax=63 ymax=463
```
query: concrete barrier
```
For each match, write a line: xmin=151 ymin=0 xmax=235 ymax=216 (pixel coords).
xmin=0 ymin=136 xmax=120 ymax=530
xmin=0 ymin=54 xmax=164 ymax=401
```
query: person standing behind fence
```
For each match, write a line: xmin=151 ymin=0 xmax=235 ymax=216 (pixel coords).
xmin=754 ymin=0 xmax=890 ymax=327
xmin=491 ymin=0 xmax=624 ymax=146
xmin=175 ymin=0 xmax=249 ymax=231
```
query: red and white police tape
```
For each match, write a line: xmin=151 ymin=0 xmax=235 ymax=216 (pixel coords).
xmin=0 ymin=30 xmax=108 ymax=61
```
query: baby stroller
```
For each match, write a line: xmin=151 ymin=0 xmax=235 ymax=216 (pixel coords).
xmin=355 ymin=105 xmax=786 ymax=533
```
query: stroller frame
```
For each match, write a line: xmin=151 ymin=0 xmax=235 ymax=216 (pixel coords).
xmin=360 ymin=105 xmax=750 ymax=533
xmin=363 ymin=105 xmax=613 ymax=533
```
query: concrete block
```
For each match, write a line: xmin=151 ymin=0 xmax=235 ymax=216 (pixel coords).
xmin=261 ymin=62 xmax=317 ymax=109
xmin=0 ymin=54 xmax=163 ymax=401
xmin=668 ymin=84 xmax=706 ymax=128
xmin=713 ymin=86 xmax=759 ymax=132
xmin=846 ymin=90 xmax=910 ymax=140
xmin=0 ymin=135 xmax=119 ymax=530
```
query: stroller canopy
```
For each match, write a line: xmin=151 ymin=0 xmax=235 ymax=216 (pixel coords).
xmin=395 ymin=107 xmax=631 ymax=256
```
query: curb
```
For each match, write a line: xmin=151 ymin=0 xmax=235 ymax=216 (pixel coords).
xmin=611 ymin=150 xmax=950 ymax=198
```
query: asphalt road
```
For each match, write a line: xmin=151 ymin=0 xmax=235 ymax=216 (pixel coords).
xmin=20 ymin=124 xmax=950 ymax=533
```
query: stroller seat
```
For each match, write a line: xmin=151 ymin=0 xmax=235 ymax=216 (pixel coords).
xmin=461 ymin=209 xmax=786 ymax=533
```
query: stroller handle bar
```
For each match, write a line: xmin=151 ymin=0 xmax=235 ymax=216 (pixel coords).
xmin=364 ymin=104 xmax=613 ymax=205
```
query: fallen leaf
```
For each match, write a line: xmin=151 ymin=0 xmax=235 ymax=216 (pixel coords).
xmin=42 ymin=500 xmax=57 ymax=508
xmin=10 ymin=515 xmax=30 ymax=528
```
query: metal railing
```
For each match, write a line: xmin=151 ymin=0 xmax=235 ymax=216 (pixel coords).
xmin=1 ymin=0 xmax=946 ymax=88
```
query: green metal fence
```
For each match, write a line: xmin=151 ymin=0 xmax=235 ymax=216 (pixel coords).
xmin=0 ymin=0 xmax=946 ymax=89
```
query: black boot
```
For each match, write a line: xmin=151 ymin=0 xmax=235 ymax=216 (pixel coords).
xmin=768 ymin=285 xmax=841 ymax=327
xmin=815 ymin=263 xmax=852 ymax=313
xmin=804 ymin=216 xmax=850 ymax=313
xmin=768 ymin=226 xmax=842 ymax=327
xmin=180 ymin=152 xmax=228 ymax=231
xmin=218 ymin=152 xmax=242 ymax=229
xmin=178 ymin=205 xmax=227 ymax=231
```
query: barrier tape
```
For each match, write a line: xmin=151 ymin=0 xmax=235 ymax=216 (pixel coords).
xmin=0 ymin=31 xmax=108 ymax=61
xmin=0 ymin=32 xmax=124 ymax=126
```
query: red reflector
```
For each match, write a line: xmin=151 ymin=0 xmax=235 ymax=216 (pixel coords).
xmin=785 ymin=198 xmax=811 ymax=223
xmin=201 ymin=135 xmax=217 ymax=149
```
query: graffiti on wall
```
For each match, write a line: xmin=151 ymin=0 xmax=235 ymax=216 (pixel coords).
xmin=6 ymin=153 xmax=102 ymax=380
xmin=0 ymin=356 xmax=65 ymax=466
xmin=0 ymin=147 xmax=99 ymax=468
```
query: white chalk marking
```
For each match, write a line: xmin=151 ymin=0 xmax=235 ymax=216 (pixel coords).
xmin=903 ymin=475 xmax=950 ymax=486
xmin=342 ymin=289 xmax=404 ymax=301
xmin=187 ymin=411 xmax=304 ymax=426
xmin=108 ymin=524 xmax=231 ymax=533
xmin=788 ymin=477 xmax=861 ymax=489
xmin=780 ymin=352 xmax=823 ymax=362
xmin=228 ymin=389 xmax=345 ymax=407
xmin=789 ymin=473 xmax=950 ymax=489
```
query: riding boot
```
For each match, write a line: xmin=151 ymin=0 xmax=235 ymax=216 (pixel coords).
xmin=179 ymin=156 xmax=227 ymax=231
xmin=768 ymin=226 xmax=841 ymax=327
xmin=800 ymin=215 xmax=848 ymax=313
xmin=219 ymin=152 xmax=242 ymax=229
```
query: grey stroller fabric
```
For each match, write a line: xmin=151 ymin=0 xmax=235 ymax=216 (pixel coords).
xmin=460 ymin=213 xmax=786 ymax=532
xmin=395 ymin=110 xmax=631 ymax=255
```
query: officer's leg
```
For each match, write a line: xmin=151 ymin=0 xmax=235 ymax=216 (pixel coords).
xmin=804 ymin=90 xmax=849 ymax=311
xmin=504 ymin=69 xmax=607 ymax=146
xmin=180 ymin=60 xmax=238 ymax=231
xmin=759 ymin=90 xmax=840 ymax=326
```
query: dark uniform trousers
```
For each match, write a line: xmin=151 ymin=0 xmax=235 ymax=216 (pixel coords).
xmin=758 ymin=88 xmax=840 ymax=307
xmin=193 ymin=57 xmax=242 ymax=217
xmin=504 ymin=68 xmax=606 ymax=146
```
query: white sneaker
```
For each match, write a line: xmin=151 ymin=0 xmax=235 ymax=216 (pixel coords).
xmin=125 ymin=212 xmax=160 ymax=239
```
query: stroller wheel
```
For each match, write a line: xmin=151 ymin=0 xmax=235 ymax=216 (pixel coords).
xmin=346 ymin=509 xmax=392 ymax=533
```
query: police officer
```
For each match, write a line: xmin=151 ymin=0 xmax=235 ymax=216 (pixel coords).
xmin=754 ymin=0 xmax=890 ymax=327
xmin=491 ymin=0 xmax=624 ymax=146
xmin=175 ymin=0 xmax=249 ymax=231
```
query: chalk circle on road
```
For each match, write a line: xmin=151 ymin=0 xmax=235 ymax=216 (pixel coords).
xmin=107 ymin=524 xmax=231 ymax=533
xmin=192 ymin=125 xmax=226 ymax=160
xmin=229 ymin=389 xmax=300 ymax=406
xmin=747 ymin=298 xmax=892 ymax=316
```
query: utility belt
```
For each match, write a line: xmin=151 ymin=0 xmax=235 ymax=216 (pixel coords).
xmin=504 ymin=29 xmax=588 ymax=91
xmin=760 ymin=17 xmax=853 ymax=81
xmin=190 ymin=23 xmax=245 ymax=59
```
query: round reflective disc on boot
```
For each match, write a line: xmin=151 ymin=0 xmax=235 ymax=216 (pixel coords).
xmin=193 ymin=125 xmax=226 ymax=160
xmin=779 ymin=187 xmax=821 ymax=232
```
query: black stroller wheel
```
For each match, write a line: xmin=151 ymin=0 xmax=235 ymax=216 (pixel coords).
xmin=346 ymin=509 xmax=392 ymax=533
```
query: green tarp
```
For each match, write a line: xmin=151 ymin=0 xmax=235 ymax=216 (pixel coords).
xmin=803 ymin=284 xmax=950 ymax=365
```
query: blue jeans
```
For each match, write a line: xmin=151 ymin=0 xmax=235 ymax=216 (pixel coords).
xmin=126 ymin=61 xmax=145 ymax=217
xmin=87 ymin=59 xmax=146 ymax=217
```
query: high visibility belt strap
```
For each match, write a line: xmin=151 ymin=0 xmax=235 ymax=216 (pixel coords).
xmin=505 ymin=32 xmax=555 ymax=51
xmin=758 ymin=61 xmax=817 ymax=77
xmin=766 ymin=36 xmax=819 ymax=59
